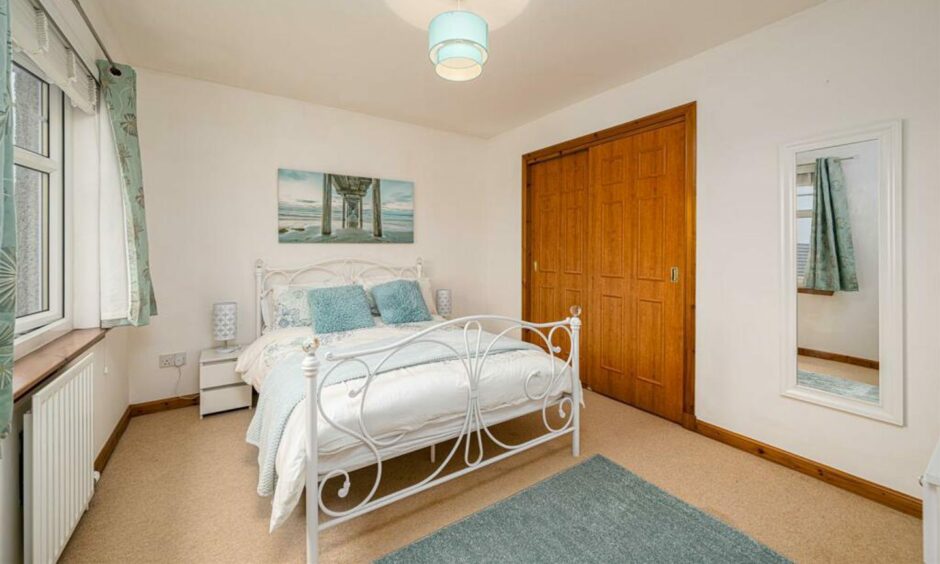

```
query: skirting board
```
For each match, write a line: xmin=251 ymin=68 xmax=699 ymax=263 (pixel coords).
xmin=94 ymin=395 xmax=201 ymax=473
xmin=797 ymin=347 xmax=880 ymax=370
xmin=94 ymin=406 xmax=131 ymax=473
xmin=695 ymin=420 xmax=921 ymax=518
xmin=128 ymin=395 xmax=200 ymax=417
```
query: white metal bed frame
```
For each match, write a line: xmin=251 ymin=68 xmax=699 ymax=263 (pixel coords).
xmin=254 ymin=258 xmax=581 ymax=564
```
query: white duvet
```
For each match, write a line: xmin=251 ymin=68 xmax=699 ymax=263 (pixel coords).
xmin=236 ymin=320 xmax=573 ymax=531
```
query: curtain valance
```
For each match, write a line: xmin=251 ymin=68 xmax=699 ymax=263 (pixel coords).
xmin=10 ymin=0 xmax=97 ymax=114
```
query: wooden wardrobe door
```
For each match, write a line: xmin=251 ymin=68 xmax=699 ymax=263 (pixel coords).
xmin=630 ymin=122 xmax=686 ymax=422
xmin=526 ymin=152 xmax=588 ymax=355
xmin=528 ymin=158 xmax=562 ymax=333
xmin=588 ymin=136 xmax=632 ymax=400
xmin=557 ymin=151 xmax=589 ymax=357
xmin=588 ymin=122 xmax=686 ymax=422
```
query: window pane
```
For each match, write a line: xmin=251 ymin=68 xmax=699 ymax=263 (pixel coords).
xmin=11 ymin=64 xmax=49 ymax=156
xmin=14 ymin=165 xmax=49 ymax=318
xmin=796 ymin=193 xmax=814 ymax=212
xmin=796 ymin=216 xmax=813 ymax=282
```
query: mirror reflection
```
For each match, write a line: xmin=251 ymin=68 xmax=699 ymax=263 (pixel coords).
xmin=795 ymin=139 xmax=879 ymax=403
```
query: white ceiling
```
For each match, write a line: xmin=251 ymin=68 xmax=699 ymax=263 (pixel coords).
xmin=85 ymin=0 xmax=823 ymax=138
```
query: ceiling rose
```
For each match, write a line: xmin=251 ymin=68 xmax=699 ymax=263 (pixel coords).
xmin=384 ymin=0 xmax=530 ymax=31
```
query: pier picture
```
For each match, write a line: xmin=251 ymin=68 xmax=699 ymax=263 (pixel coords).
xmin=278 ymin=168 xmax=414 ymax=244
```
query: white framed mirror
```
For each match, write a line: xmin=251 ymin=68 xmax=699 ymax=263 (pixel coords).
xmin=780 ymin=120 xmax=903 ymax=425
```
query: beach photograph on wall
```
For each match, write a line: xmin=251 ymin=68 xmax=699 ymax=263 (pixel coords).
xmin=278 ymin=168 xmax=414 ymax=243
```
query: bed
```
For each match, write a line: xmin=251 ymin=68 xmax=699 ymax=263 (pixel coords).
xmin=243 ymin=258 xmax=582 ymax=563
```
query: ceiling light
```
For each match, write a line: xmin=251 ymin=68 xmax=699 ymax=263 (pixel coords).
xmin=428 ymin=10 xmax=488 ymax=82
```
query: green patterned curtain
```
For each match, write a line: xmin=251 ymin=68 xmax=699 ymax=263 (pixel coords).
xmin=804 ymin=157 xmax=859 ymax=292
xmin=97 ymin=61 xmax=157 ymax=326
xmin=0 ymin=0 xmax=14 ymax=441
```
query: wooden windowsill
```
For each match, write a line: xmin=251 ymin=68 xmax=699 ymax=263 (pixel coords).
xmin=13 ymin=328 xmax=107 ymax=401
xmin=798 ymin=287 xmax=834 ymax=296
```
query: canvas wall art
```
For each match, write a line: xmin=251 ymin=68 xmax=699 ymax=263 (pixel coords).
xmin=278 ymin=168 xmax=415 ymax=243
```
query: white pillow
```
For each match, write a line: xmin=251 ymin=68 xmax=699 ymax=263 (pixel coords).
xmin=358 ymin=277 xmax=437 ymax=316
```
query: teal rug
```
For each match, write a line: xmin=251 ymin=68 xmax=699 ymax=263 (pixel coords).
xmin=377 ymin=456 xmax=789 ymax=563
xmin=797 ymin=369 xmax=879 ymax=404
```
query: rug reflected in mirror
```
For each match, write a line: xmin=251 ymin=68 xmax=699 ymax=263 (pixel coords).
xmin=377 ymin=455 xmax=789 ymax=563
xmin=797 ymin=369 xmax=879 ymax=404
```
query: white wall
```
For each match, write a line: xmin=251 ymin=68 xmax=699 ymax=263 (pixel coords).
xmin=797 ymin=140 xmax=880 ymax=361
xmin=482 ymin=0 xmax=940 ymax=496
xmin=94 ymin=328 xmax=130 ymax=454
xmin=128 ymin=69 xmax=489 ymax=403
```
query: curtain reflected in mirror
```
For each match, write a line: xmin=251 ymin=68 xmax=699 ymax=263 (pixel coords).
xmin=795 ymin=139 xmax=879 ymax=403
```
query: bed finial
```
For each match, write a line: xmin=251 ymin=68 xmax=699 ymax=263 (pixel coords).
xmin=569 ymin=305 xmax=582 ymax=326
xmin=255 ymin=258 xmax=265 ymax=270
xmin=416 ymin=257 xmax=424 ymax=278
xmin=302 ymin=339 xmax=320 ymax=382
xmin=302 ymin=337 xmax=320 ymax=356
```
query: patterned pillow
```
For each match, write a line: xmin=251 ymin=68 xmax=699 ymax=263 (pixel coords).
xmin=270 ymin=286 xmax=315 ymax=330
xmin=307 ymin=285 xmax=375 ymax=334
xmin=372 ymin=280 xmax=432 ymax=325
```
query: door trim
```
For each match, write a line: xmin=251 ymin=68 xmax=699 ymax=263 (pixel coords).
xmin=521 ymin=102 xmax=697 ymax=429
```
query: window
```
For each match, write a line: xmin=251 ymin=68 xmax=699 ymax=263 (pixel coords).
xmin=12 ymin=61 xmax=65 ymax=337
xmin=795 ymin=166 xmax=815 ymax=286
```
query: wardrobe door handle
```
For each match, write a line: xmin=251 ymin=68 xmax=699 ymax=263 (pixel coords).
xmin=670 ymin=266 xmax=679 ymax=283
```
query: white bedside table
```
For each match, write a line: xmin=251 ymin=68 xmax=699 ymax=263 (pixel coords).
xmin=199 ymin=347 xmax=251 ymax=418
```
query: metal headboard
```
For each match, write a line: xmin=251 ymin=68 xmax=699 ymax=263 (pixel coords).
xmin=254 ymin=257 xmax=423 ymax=338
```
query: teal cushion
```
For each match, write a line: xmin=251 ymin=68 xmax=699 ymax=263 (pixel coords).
xmin=307 ymin=285 xmax=375 ymax=334
xmin=372 ymin=280 xmax=432 ymax=324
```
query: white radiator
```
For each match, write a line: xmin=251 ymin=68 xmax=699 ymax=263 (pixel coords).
xmin=23 ymin=352 xmax=96 ymax=564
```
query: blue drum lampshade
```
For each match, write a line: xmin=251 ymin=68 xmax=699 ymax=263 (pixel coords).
xmin=428 ymin=11 xmax=489 ymax=82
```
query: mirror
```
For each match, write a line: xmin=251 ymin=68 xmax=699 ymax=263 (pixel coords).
xmin=780 ymin=121 xmax=903 ymax=425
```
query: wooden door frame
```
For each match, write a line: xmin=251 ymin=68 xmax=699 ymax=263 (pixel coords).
xmin=521 ymin=101 xmax=697 ymax=430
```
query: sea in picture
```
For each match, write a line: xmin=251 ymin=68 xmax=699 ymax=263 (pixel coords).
xmin=278 ymin=168 xmax=414 ymax=244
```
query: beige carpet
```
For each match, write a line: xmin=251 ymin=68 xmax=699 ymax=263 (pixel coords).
xmin=798 ymin=355 xmax=879 ymax=386
xmin=61 ymin=390 xmax=921 ymax=563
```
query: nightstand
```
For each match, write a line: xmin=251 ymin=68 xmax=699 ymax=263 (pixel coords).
xmin=199 ymin=347 xmax=251 ymax=418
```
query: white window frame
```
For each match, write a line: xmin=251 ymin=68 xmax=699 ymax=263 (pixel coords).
xmin=12 ymin=55 xmax=72 ymax=358
xmin=794 ymin=168 xmax=815 ymax=287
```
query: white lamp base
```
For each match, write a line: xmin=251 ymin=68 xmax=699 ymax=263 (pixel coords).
xmin=215 ymin=340 xmax=240 ymax=354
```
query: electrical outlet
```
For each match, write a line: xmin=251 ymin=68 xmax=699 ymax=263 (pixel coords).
xmin=159 ymin=352 xmax=186 ymax=369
